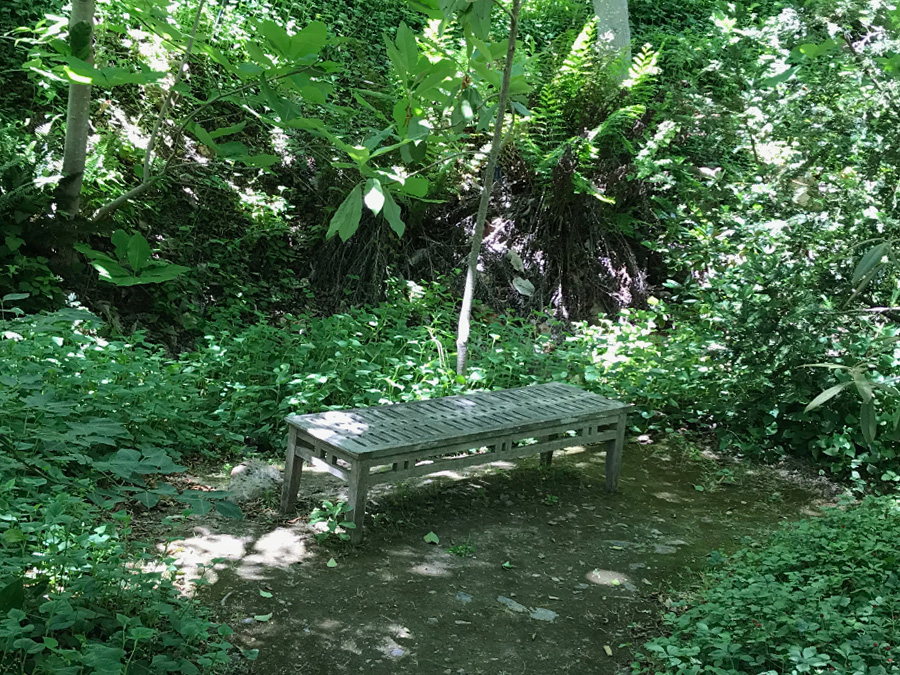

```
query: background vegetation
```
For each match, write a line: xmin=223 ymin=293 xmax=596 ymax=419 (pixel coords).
xmin=1 ymin=0 xmax=900 ymax=671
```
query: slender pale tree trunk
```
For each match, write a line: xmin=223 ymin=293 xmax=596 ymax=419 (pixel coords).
xmin=592 ymin=0 xmax=631 ymax=79
xmin=58 ymin=0 xmax=96 ymax=217
xmin=455 ymin=0 xmax=523 ymax=376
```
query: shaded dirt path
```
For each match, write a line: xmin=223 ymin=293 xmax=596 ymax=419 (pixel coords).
xmin=172 ymin=442 xmax=828 ymax=675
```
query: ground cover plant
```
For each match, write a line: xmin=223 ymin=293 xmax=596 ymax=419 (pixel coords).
xmin=634 ymin=496 xmax=900 ymax=675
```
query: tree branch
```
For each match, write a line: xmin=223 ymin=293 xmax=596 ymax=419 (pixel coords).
xmin=143 ymin=0 xmax=207 ymax=180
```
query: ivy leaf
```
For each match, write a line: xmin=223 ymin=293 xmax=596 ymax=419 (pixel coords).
xmin=326 ymin=185 xmax=363 ymax=242
xmin=423 ymin=531 xmax=440 ymax=544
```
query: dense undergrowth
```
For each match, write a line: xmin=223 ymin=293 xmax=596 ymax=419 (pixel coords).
xmin=634 ymin=497 xmax=900 ymax=675
xmin=2 ymin=0 xmax=900 ymax=671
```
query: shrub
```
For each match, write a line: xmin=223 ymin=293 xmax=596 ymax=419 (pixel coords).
xmin=633 ymin=497 xmax=900 ymax=675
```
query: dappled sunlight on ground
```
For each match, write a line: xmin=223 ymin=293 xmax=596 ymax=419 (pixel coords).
xmin=173 ymin=526 xmax=311 ymax=585
xmin=167 ymin=443 xmax=829 ymax=675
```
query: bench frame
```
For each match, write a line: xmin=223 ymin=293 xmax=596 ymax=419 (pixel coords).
xmin=280 ymin=392 xmax=629 ymax=543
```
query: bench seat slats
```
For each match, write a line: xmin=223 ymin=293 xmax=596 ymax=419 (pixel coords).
xmin=286 ymin=382 xmax=630 ymax=460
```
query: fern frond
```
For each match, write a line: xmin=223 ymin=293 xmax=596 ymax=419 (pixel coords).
xmin=622 ymin=44 xmax=660 ymax=105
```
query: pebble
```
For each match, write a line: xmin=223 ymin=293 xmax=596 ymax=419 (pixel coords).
xmin=530 ymin=608 xmax=558 ymax=622
xmin=456 ymin=591 xmax=473 ymax=604
xmin=497 ymin=596 xmax=527 ymax=613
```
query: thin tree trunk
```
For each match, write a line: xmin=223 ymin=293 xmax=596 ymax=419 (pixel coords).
xmin=57 ymin=0 xmax=96 ymax=217
xmin=455 ymin=0 xmax=523 ymax=376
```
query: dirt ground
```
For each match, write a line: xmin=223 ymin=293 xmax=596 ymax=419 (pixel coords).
xmin=166 ymin=440 xmax=831 ymax=675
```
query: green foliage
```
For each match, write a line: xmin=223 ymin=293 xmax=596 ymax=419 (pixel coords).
xmin=75 ymin=231 xmax=190 ymax=286
xmin=309 ymin=500 xmax=356 ymax=543
xmin=633 ymin=497 xmax=900 ymax=675
xmin=0 ymin=500 xmax=231 ymax=675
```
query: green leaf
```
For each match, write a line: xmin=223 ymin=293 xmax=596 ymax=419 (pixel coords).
xmin=326 ymin=185 xmax=363 ymax=242
xmin=127 ymin=234 xmax=152 ymax=272
xmin=326 ymin=558 xmax=338 ymax=567
xmin=81 ymin=644 xmax=126 ymax=672
xmin=2 ymin=293 xmax=29 ymax=303
xmin=291 ymin=21 xmax=328 ymax=60
xmin=423 ymin=531 xmax=440 ymax=544
xmin=242 ymin=649 xmax=260 ymax=661
xmin=253 ymin=613 xmax=273 ymax=622
xmin=208 ymin=121 xmax=247 ymax=140
xmin=861 ymin=400 xmax=877 ymax=443
xmin=397 ymin=176 xmax=429 ymax=198
xmin=111 ymin=229 xmax=130 ymax=258
xmin=215 ymin=501 xmax=244 ymax=519
xmin=852 ymin=242 xmax=890 ymax=285
xmin=852 ymin=370 xmax=874 ymax=403
xmin=259 ymin=590 xmax=273 ymax=598
xmin=364 ymin=179 xmax=385 ymax=215
xmin=397 ymin=22 xmax=419 ymax=73
xmin=2 ymin=528 xmax=25 ymax=544
xmin=804 ymin=382 xmax=851 ymax=412
xmin=382 ymin=189 xmax=406 ymax=238
xmin=760 ymin=65 xmax=801 ymax=88
xmin=134 ymin=491 xmax=160 ymax=509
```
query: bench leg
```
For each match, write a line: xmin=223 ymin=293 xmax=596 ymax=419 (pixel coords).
xmin=605 ymin=414 xmax=627 ymax=492
xmin=347 ymin=461 xmax=369 ymax=544
xmin=280 ymin=427 xmax=303 ymax=513
xmin=539 ymin=451 xmax=553 ymax=467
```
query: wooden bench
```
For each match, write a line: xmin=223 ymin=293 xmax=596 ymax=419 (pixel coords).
xmin=280 ymin=383 xmax=631 ymax=543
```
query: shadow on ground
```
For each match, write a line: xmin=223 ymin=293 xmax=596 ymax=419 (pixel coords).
xmin=172 ymin=442 xmax=828 ymax=675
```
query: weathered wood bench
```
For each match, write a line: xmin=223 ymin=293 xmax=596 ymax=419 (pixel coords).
xmin=280 ymin=383 xmax=631 ymax=543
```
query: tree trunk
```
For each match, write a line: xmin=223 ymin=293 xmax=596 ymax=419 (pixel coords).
xmin=58 ymin=0 xmax=96 ymax=217
xmin=455 ymin=0 xmax=523 ymax=376
xmin=592 ymin=0 xmax=631 ymax=79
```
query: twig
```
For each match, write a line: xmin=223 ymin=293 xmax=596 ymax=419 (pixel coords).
xmin=842 ymin=33 xmax=900 ymax=118
xmin=143 ymin=0 xmax=207 ymax=180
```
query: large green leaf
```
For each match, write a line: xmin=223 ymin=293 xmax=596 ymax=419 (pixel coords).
xmin=852 ymin=242 xmax=890 ymax=285
xmin=860 ymin=400 xmax=877 ymax=443
xmin=397 ymin=22 xmax=419 ymax=73
xmin=364 ymin=179 xmax=385 ymax=215
xmin=290 ymin=21 xmax=327 ymax=60
xmin=804 ymin=382 xmax=850 ymax=412
xmin=127 ymin=234 xmax=152 ymax=272
xmin=326 ymin=185 xmax=363 ymax=241
xmin=215 ymin=501 xmax=244 ymax=519
xmin=382 ymin=189 xmax=406 ymax=238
